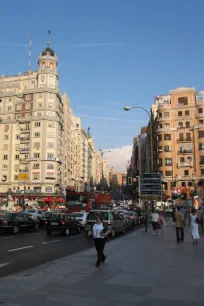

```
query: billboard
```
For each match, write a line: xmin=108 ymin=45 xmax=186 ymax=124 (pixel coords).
xmin=19 ymin=174 xmax=29 ymax=181
xmin=140 ymin=173 xmax=162 ymax=199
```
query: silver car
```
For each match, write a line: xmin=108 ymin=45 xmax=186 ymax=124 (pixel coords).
xmin=72 ymin=212 xmax=88 ymax=228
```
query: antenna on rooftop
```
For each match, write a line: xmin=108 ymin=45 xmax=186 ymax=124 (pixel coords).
xmin=28 ymin=35 xmax=32 ymax=70
xmin=47 ymin=30 xmax=51 ymax=47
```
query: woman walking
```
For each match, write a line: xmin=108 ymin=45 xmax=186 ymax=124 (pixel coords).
xmin=88 ymin=214 xmax=109 ymax=267
xmin=158 ymin=212 xmax=165 ymax=235
xmin=190 ymin=208 xmax=200 ymax=244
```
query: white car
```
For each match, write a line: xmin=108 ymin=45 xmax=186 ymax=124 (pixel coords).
xmin=25 ymin=209 xmax=43 ymax=222
xmin=72 ymin=212 xmax=88 ymax=228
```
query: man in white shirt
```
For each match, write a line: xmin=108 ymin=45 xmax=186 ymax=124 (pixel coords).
xmin=151 ymin=210 xmax=160 ymax=235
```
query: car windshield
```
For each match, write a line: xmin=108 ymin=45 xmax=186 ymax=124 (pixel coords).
xmin=50 ymin=214 xmax=64 ymax=220
xmin=0 ymin=213 xmax=15 ymax=220
xmin=87 ymin=211 xmax=109 ymax=221
xmin=126 ymin=212 xmax=135 ymax=216
xmin=72 ymin=213 xmax=83 ymax=218
xmin=27 ymin=210 xmax=36 ymax=213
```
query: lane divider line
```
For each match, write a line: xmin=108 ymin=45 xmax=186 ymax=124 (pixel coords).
xmin=42 ymin=240 xmax=60 ymax=245
xmin=70 ymin=235 xmax=83 ymax=239
xmin=24 ymin=233 xmax=40 ymax=236
xmin=8 ymin=246 xmax=33 ymax=252
xmin=0 ymin=263 xmax=9 ymax=268
xmin=0 ymin=236 xmax=14 ymax=240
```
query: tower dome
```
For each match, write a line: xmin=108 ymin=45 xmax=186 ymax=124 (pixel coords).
xmin=41 ymin=47 xmax=55 ymax=57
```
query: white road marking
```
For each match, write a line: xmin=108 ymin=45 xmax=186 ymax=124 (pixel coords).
xmin=0 ymin=263 xmax=9 ymax=268
xmin=42 ymin=240 xmax=60 ymax=245
xmin=0 ymin=236 xmax=14 ymax=240
xmin=24 ymin=233 xmax=40 ymax=236
xmin=8 ymin=246 xmax=33 ymax=252
xmin=70 ymin=235 xmax=82 ymax=239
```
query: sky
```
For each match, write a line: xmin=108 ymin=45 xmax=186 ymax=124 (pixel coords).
xmin=1 ymin=0 xmax=204 ymax=170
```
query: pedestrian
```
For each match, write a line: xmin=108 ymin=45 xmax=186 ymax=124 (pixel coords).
xmin=88 ymin=214 xmax=109 ymax=267
xmin=197 ymin=206 xmax=204 ymax=235
xmin=151 ymin=209 xmax=160 ymax=235
xmin=175 ymin=206 xmax=184 ymax=244
xmin=158 ymin=212 xmax=165 ymax=235
xmin=172 ymin=207 xmax=176 ymax=227
xmin=190 ymin=208 xmax=200 ymax=244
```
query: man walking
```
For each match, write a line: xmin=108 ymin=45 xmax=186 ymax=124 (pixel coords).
xmin=175 ymin=206 xmax=184 ymax=244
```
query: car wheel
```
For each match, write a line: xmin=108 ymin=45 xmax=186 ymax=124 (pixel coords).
xmin=13 ymin=226 xmax=19 ymax=234
xmin=34 ymin=223 xmax=39 ymax=232
xmin=111 ymin=229 xmax=115 ymax=237
xmin=47 ymin=229 xmax=52 ymax=236
xmin=65 ymin=228 xmax=70 ymax=236
xmin=76 ymin=225 xmax=81 ymax=233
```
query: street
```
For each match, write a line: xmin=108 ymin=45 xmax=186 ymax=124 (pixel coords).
xmin=0 ymin=226 xmax=139 ymax=279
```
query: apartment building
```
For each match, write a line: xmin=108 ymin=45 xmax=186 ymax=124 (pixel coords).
xmin=0 ymin=43 xmax=64 ymax=196
xmin=155 ymin=87 xmax=204 ymax=199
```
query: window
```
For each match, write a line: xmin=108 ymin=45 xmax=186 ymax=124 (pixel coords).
xmin=199 ymin=143 xmax=204 ymax=150
xmin=201 ymin=169 xmax=204 ymax=175
xmin=164 ymin=123 xmax=170 ymax=129
xmin=165 ymin=158 xmax=172 ymax=166
xmin=186 ymin=121 xmax=190 ymax=128
xmin=3 ymin=144 xmax=8 ymax=150
xmin=76 ymin=123 xmax=79 ymax=128
xmin=34 ymin=122 xmax=41 ymax=127
xmin=4 ymin=125 xmax=9 ymax=132
xmin=32 ymin=174 xmax=40 ymax=180
xmin=8 ymin=106 xmax=11 ymax=111
xmin=199 ymin=131 xmax=204 ymax=138
xmin=187 ymin=157 xmax=192 ymax=164
xmin=2 ymin=165 xmax=7 ymax=169
xmin=158 ymin=124 xmax=162 ymax=129
xmin=164 ymin=134 xmax=171 ymax=140
xmin=200 ymin=156 xmax=204 ymax=164
xmin=185 ymin=110 xmax=190 ymax=116
xmin=33 ymin=142 xmax=40 ymax=148
xmin=158 ymin=158 xmax=163 ymax=166
xmin=184 ymin=170 xmax=189 ymax=176
xmin=158 ymin=113 xmax=162 ymax=118
xmin=186 ymin=133 xmax=191 ymax=140
xmin=25 ymin=103 xmax=31 ymax=110
xmin=164 ymin=145 xmax=171 ymax=152
xmin=181 ymin=182 xmax=186 ymax=187
xmin=38 ymin=94 xmax=43 ymax=98
xmin=178 ymin=97 xmax=188 ymax=105
xmin=14 ymin=175 xmax=18 ymax=181
xmin=180 ymin=157 xmax=185 ymax=163
xmin=4 ymin=135 xmax=8 ymax=140
xmin=178 ymin=122 xmax=183 ymax=128
xmin=178 ymin=111 xmax=182 ymax=117
xmin=3 ymin=155 xmax=8 ymax=160
xmin=164 ymin=112 xmax=169 ymax=118
xmin=199 ymin=108 xmax=203 ymax=114
xmin=47 ymin=153 xmax=54 ymax=158
xmin=38 ymin=103 xmax=42 ymax=108
xmin=158 ymin=135 xmax=162 ymax=141
xmin=165 ymin=171 xmax=172 ymax=176
xmin=199 ymin=120 xmax=204 ymax=124
xmin=16 ymin=104 xmax=22 ymax=111
xmin=158 ymin=146 xmax=162 ymax=152
xmin=48 ymin=122 xmax=55 ymax=128
xmin=33 ymin=153 xmax=40 ymax=158
xmin=16 ymin=135 xmax=20 ymax=140
xmin=47 ymin=163 xmax=54 ymax=169
xmin=2 ymin=175 xmax=7 ymax=181
xmin=8 ymin=97 xmax=12 ymax=102
xmin=47 ymin=142 xmax=54 ymax=148
xmin=48 ymin=103 xmax=53 ymax=108
xmin=34 ymin=132 xmax=40 ymax=138
xmin=188 ymin=182 xmax=193 ymax=186
xmin=25 ymin=94 xmax=31 ymax=101
xmin=15 ymin=155 xmax=19 ymax=160
xmin=33 ymin=163 xmax=40 ymax=169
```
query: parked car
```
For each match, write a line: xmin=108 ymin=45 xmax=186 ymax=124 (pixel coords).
xmin=46 ymin=213 xmax=81 ymax=236
xmin=0 ymin=212 xmax=39 ymax=234
xmin=125 ymin=211 xmax=138 ymax=225
xmin=72 ymin=212 xmax=88 ymax=228
xmin=85 ymin=210 xmax=126 ymax=237
xmin=25 ymin=209 xmax=43 ymax=222
xmin=40 ymin=211 xmax=53 ymax=227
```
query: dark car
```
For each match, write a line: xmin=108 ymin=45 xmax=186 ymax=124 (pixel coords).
xmin=0 ymin=212 xmax=39 ymax=234
xmin=40 ymin=211 xmax=53 ymax=227
xmin=46 ymin=213 xmax=81 ymax=236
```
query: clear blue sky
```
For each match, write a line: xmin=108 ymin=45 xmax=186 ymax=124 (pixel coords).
xmin=0 ymin=0 xmax=204 ymax=150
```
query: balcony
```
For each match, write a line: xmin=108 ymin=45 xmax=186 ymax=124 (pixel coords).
xmin=156 ymin=128 xmax=170 ymax=132
xmin=19 ymin=148 xmax=30 ymax=152
xmin=20 ymin=129 xmax=30 ymax=133
xmin=178 ymin=150 xmax=192 ymax=154
xmin=20 ymin=158 xmax=29 ymax=163
xmin=177 ymin=138 xmax=192 ymax=143
xmin=177 ymin=125 xmax=191 ymax=129
xmin=20 ymin=137 xmax=30 ymax=142
xmin=19 ymin=169 xmax=29 ymax=173
xmin=178 ymin=162 xmax=193 ymax=167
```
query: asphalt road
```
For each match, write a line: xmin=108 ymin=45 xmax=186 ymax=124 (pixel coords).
xmin=0 ymin=226 xmax=140 ymax=279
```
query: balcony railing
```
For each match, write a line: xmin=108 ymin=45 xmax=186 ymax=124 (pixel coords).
xmin=178 ymin=150 xmax=192 ymax=154
xmin=177 ymin=138 xmax=192 ymax=142
xmin=20 ymin=137 xmax=30 ymax=142
xmin=177 ymin=125 xmax=191 ymax=129
xmin=178 ymin=162 xmax=193 ymax=167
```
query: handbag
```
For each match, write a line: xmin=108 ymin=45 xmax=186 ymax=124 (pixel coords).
xmin=196 ymin=217 xmax=200 ymax=224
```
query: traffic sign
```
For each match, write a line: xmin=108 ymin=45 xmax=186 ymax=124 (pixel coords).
xmin=140 ymin=173 xmax=162 ymax=199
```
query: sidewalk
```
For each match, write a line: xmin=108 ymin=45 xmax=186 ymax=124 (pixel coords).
xmin=1 ymin=224 xmax=204 ymax=306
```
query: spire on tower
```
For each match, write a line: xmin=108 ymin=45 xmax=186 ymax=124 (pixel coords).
xmin=47 ymin=29 xmax=51 ymax=48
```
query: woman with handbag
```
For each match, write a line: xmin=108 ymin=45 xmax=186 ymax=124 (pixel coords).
xmin=190 ymin=208 xmax=200 ymax=244
xmin=88 ymin=214 xmax=109 ymax=267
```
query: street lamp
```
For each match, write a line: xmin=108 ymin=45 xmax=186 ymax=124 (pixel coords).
xmin=123 ymin=106 xmax=153 ymax=173
xmin=100 ymin=150 xmax=111 ymax=191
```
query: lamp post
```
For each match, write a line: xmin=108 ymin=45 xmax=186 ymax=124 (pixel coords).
xmin=100 ymin=150 xmax=111 ymax=191
xmin=124 ymin=106 xmax=153 ymax=173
